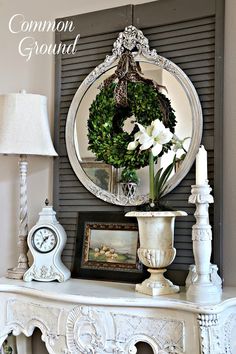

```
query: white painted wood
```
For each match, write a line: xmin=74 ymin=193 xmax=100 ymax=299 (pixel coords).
xmin=23 ymin=205 xmax=71 ymax=283
xmin=187 ymin=184 xmax=222 ymax=303
xmin=16 ymin=334 xmax=32 ymax=354
xmin=7 ymin=335 xmax=17 ymax=353
xmin=0 ymin=278 xmax=236 ymax=354
xmin=6 ymin=156 xmax=29 ymax=280
xmin=186 ymin=264 xmax=222 ymax=292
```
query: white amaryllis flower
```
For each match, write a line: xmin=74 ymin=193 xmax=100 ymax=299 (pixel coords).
xmin=172 ymin=135 xmax=190 ymax=153
xmin=127 ymin=119 xmax=173 ymax=156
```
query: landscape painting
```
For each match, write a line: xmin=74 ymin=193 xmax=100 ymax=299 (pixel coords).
xmin=73 ymin=211 xmax=145 ymax=282
xmin=81 ymin=222 xmax=140 ymax=272
xmin=88 ymin=228 xmax=138 ymax=264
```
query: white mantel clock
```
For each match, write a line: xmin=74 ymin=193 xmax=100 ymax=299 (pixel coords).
xmin=23 ymin=201 xmax=71 ymax=282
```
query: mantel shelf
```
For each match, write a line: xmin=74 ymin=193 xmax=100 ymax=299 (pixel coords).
xmin=0 ymin=277 xmax=236 ymax=354
xmin=0 ymin=277 xmax=236 ymax=314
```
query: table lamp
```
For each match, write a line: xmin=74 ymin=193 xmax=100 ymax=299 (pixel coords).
xmin=0 ymin=91 xmax=57 ymax=279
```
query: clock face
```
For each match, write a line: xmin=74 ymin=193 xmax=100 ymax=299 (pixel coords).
xmin=32 ymin=227 xmax=57 ymax=253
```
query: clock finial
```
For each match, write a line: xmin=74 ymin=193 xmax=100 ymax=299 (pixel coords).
xmin=45 ymin=198 xmax=49 ymax=206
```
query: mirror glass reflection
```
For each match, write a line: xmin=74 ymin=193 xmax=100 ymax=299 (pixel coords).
xmin=74 ymin=61 xmax=192 ymax=201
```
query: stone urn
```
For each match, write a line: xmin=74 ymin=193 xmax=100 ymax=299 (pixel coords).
xmin=126 ymin=211 xmax=187 ymax=296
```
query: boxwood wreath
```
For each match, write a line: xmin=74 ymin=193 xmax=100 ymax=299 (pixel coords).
xmin=87 ymin=81 xmax=177 ymax=170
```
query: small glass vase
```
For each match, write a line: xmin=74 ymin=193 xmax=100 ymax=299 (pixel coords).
xmin=120 ymin=182 xmax=138 ymax=202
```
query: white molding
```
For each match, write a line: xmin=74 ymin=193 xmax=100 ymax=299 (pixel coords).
xmin=0 ymin=279 xmax=236 ymax=354
xmin=66 ymin=306 xmax=184 ymax=353
xmin=1 ymin=278 xmax=236 ymax=314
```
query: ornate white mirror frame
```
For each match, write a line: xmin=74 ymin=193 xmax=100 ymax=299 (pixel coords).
xmin=66 ymin=25 xmax=203 ymax=206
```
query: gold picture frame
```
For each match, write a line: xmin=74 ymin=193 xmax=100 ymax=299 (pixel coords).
xmin=72 ymin=212 xmax=145 ymax=283
xmin=82 ymin=221 xmax=140 ymax=272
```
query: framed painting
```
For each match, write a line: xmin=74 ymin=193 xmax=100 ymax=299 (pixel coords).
xmin=72 ymin=212 xmax=146 ymax=283
xmin=81 ymin=159 xmax=116 ymax=193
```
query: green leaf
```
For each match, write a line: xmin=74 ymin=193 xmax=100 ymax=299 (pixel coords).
xmin=154 ymin=167 xmax=163 ymax=199
xmin=154 ymin=155 xmax=176 ymax=200
xmin=87 ymin=81 xmax=176 ymax=169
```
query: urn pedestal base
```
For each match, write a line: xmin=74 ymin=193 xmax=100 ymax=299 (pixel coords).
xmin=126 ymin=211 xmax=187 ymax=297
xmin=136 ymin=268 xmax=179 ymax=296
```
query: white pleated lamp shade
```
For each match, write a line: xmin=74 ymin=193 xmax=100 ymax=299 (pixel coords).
xmin=0 ymin=92 xmax=57 ymax=156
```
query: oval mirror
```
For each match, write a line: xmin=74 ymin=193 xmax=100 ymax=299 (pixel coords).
xmin=66 ymin=26 xmax=202 ymax=206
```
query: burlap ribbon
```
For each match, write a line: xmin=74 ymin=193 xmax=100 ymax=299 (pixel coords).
xmin=103 ymin=51 xmax=167 ymax=107
xmin=102 ymin=51 xmax=172 ymax=126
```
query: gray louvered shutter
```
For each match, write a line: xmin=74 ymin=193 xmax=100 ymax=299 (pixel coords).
xmin=54 ymin=0 xmax=224 ymax=283
xmin=133 ymin=0 xmax=224 ymax=284
xmin=54 ymin=6 xmax=133 ymax=270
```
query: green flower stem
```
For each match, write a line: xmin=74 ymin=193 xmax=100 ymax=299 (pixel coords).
xmin=149 ymin=151 xmax=155 ymax=206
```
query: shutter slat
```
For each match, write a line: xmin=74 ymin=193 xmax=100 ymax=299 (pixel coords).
xmin=54 ymin=4 xmax=222 ymax=284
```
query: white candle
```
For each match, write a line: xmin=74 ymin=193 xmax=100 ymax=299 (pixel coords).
xmin=196 ymin=145 xmax=208 ymax=185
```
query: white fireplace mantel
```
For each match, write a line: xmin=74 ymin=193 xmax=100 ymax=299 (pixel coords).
xmin=0 ymin=277 xmax=236 ymax=354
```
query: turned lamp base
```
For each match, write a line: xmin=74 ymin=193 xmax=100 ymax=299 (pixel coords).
xmin=7 ymin=265 xmax=29 ymax=280
xmin=6 ymin=157 xmax=30 ymax=280
xmin=136 ymin=268 xmax=179 ymax=296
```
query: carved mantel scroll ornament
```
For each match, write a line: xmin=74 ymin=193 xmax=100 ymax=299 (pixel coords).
xmin=0 ymin=278 xmax=236 ymax=354
xmin=66 ymin=306 xmax=184 ymax=354
xmin=1 ymin=299 xmax=68 ymax=353
xmin=85 ymin=25 xmax=178 ymax=88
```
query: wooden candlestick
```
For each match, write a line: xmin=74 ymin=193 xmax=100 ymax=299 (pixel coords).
xmin=186 ymin=183 xmax=221 ymax=303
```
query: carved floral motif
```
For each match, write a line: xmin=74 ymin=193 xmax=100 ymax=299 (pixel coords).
xmin=5 ymin=299 xmax=66 ymax=354
xmin=66 ymin=306 xmax=184 ymax=354
xmin=85 ymin=25 xmax=177 ymax=89
xmin=192 ymin=228 xmax=212 ymax=241
xmin=0 ymin=292 xmax=236 ymax=354
xmin=23 ymin=265 xmax=64 ymax=282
